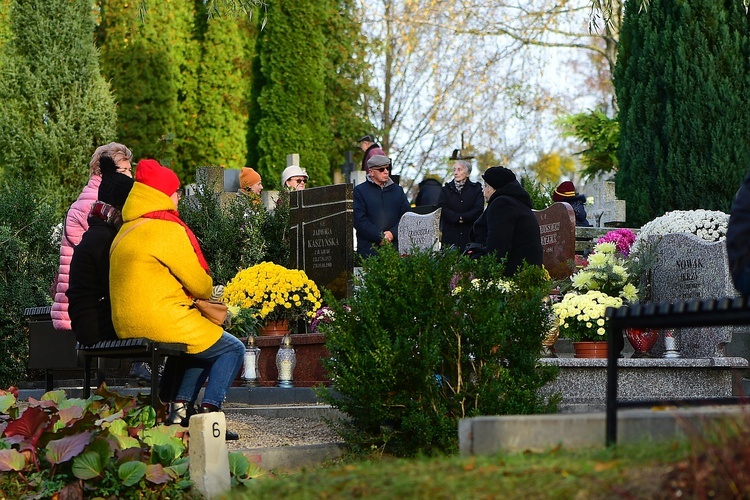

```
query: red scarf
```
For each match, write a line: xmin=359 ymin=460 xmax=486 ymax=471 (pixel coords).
xmin=141 ymin=210 xmax=210 ymax=274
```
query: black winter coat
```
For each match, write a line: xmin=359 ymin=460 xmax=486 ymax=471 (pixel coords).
xmin=66 ymin=217 xmax=119 ymax=346
xmin=728 ymin=172 xmax=750 ymax=289
xmin=437 ymin=179 xmax=484 ymax=251
xmin=354 ymin=178 xmax=410 ymax=258
xmin=567 ymin=194 xmax=591 ymax=227
xmin=470 ymin=180 xmax=543 ymax=276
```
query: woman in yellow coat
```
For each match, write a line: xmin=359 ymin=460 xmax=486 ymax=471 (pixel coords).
xmin=110 ymin=159 xmax=244 ymax=426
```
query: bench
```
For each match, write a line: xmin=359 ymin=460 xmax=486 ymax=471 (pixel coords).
xmin=24 ymin=306 xmax=187 ymax=408
xmin=604 ymin=296 xmax=750 ymax=446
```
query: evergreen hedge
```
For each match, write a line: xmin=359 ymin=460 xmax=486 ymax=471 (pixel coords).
xmin=614 ymin=0 xmax=750 ymax=226
xmin=0 ymin=0 xmax=117 ymax=217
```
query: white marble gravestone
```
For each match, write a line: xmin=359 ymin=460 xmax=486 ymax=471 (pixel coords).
xmin=648 ymin=233 xmax=739 ymax=357
xmin=398 ymin=209 xmax=442 ymax=254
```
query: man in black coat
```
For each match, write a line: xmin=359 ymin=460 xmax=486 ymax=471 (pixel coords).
xmin=469 ymin=166 xmax=543 ymax=276
xmin=353 ymin=155 xmax=410 ymax=259
xmin=728 ymin=171 xmax=750 ymax=295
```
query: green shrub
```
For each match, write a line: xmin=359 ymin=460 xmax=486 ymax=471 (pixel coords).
xmin=180 ymin=170 xmax=290 ymax=286
xmin=0 ymin=178 xmax=58 ymax=388
xmin=317 ymin=246 xmax=559 ymax=457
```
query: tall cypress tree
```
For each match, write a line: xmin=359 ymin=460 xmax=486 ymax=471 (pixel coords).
xmin=0 ymin=0 xmax=117 ymax=216
xmin=98 ymin=0 xmax=198 ymax=181
xmin=249 ymin=0 xmax=332 ymax=187
xmin=615 ymin=0 xmax=750 ymax=226
xmin=189 ymin=3 xmax=256 ymax=170
xmin=322 ymin=0 xmax=374 ymax=178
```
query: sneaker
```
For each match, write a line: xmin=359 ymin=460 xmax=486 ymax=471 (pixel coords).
xmin=129 ymin=362 xmax=152 ymax=386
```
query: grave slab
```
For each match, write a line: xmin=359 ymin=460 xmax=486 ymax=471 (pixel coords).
xmin=398 ymin=209 xmax=441 ymax=255
xmin=533 ymin=203 xmax=576 ymax=280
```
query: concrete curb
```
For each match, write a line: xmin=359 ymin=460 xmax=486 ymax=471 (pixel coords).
xmin=459 ymin=405 xmax=750 ymax=455
xmin=236 ymin=443 xmax=346 ymax=472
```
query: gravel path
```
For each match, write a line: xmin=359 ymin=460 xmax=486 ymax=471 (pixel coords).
xmin=223 ymin=413 xmax=343 ymax=450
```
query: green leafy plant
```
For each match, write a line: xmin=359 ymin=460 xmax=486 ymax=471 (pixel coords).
xmin=0 ymin=385 xmax=265 ymax=497
xmin=317 ymin=246 xmax=559 ymax=457
xmin=520 ymin=175 xmax=554 ymax=210
xmin=557 ymin=109 xmax=619 ymax=180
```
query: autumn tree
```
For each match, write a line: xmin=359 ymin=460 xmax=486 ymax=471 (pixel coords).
xmin=0 ymin=0 xmax=117 ymax=216
xmin=614 ymin=0 xmax=750 ymax=226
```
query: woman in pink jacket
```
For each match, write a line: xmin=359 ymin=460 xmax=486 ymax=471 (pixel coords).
xmin=51 ymin=142 xmax=133 ymax=330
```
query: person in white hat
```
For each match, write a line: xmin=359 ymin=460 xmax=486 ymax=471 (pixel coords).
xmin=281 ymin=165 xmax=309 ymax=191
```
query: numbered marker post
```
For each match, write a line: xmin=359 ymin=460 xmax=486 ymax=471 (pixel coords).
xmin=188 ymin=412 xmax=231 ymax=499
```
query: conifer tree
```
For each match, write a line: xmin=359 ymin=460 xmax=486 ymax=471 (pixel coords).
xmin=98 ymin=0 xmax=199 ymax=181
xmin=0 ymin=0 xmax=117 ymax=216
xmin=322 ymin=0 xmax=374 ymax=178
xmin=614 ymin=0 xmax=750 ymax=226
xmin=189 ymin=2 xmax=256 ymax=170
xmin=248 ymin=1 xmax=333 ymax=187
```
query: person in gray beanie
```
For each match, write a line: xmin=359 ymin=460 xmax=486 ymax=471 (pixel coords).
xmin=353 ymin=155 xmax=409 ymax=258
xmin=468 ymin=166 xmax=543 ymax=276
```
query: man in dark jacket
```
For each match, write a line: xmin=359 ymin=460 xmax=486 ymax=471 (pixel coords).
xmin=357 ymin=134 xmax=386 ymax=174
xmin=728 ymin=171 xmax=750 ymax=295
xmin=469 ymin=166 xmax=543 ymax=276
xmin=354 ymin=155 xmax=410 ymax=259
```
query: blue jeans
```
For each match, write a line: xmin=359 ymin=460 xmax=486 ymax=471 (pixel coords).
xmin=175 ymin=332 xmax=244 ymax=409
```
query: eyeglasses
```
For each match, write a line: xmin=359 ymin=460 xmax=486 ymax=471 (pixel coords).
xmin=370 ymin=166 xmax=390 ymax=173
xmin=291 ymin=178 xmax=307 ymax=184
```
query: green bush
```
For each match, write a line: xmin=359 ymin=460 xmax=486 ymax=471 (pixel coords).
xmin=180 ymin=170 xmax=290 ymax=286
xmin=317 ymin=246 xmax=559 ymax=457
xmin=0 ymin=178 xmax=58 ymax=388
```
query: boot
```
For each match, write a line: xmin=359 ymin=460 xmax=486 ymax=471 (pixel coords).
xmin=165 ymin=401 xmax=194 ymax=427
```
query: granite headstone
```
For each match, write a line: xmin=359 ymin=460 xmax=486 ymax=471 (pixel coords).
xmin=648 ymin=233 xmax=738 ymax=357
xmin=398 ymin=209 xmax=442 ymax=254
xmin=289 ymin=184 xmax=354 ymax=300
xmin=533 ymin=203 xmax=576 ymax=280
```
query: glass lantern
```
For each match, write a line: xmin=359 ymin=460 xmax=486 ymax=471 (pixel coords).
xmin=241 ymin=336 xmax=261 ymax=386
xmin=276 ymin=334 xmax=297 ymax=388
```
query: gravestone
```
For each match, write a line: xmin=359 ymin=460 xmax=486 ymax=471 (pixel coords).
xmin=289 ymin=184 xmax=354 ymax=300
xmin=648 ymin=233 xmax=738 ymax=357
xmin=398 ymin=209 xmax=442 ymax=255
xmin=188 ymin=413 xmax=231 ymax=499
xmin=533 ymin=203 xmax=576 ymax=280
xmin=586 ymin=180 xmax=626 ymax=227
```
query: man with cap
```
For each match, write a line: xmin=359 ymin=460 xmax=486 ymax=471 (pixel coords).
xmin=239 ymin=167 xmax=263 ymax=196
xmin=109 ymin=159 xmax=244 ymax=437
xmin=357 ymin=134 xmax=386 ymax=173
xmin=552 ymin=180 xmax=591 ymax=227
xmin=469 ymin=166 xmax=543 ymax=276
xmin=67 ymin=155 xmax=134 ymax=347
xmin=281 ymin=165 xmax=309 ymax=191
xmin=353 ymin=154 xmax=410 ymax=258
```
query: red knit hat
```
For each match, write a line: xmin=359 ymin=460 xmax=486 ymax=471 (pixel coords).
xmin=135 ymin=159 xmax=180 ymax=197
xmin=239 ymin=167 xmax=261 ymax=189
xmin=553 ymin=180 xmax=577 ymax=202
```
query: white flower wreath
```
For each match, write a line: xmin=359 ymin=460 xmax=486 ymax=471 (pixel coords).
xmin=630 ymin=209 xmax=728 ymax=257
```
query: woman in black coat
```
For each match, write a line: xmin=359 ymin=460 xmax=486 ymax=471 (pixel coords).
xmin=437 ymin=160 xmax=484 ymax=251
xmin=470 ymin=166 xmax=543 ymax=276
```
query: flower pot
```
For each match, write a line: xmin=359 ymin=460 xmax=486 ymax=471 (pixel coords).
xmin=259 ymin=319 xmax=291 ymax=337
xmin=573 ymin=341 xmax=609 ymax=359
xmin=626 ymin=327 xmax=659 ymax=358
